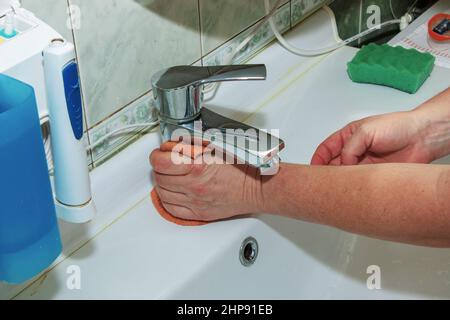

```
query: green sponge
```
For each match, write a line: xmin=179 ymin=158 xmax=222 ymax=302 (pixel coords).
xmin=347 ymin=44 xmax=435 ymax=94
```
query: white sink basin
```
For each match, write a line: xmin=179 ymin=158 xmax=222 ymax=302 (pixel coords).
xmin=6 ymin=6 xmax=450 ymax=299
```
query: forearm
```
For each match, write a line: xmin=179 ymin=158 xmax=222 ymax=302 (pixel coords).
xmin=413 ymin=87 xmax=450 ymax=160
xmin=257 ymin=163 xmax=450 ymax=247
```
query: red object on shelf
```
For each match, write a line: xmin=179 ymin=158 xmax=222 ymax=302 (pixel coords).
xmin=428 ymin=13 xmax=450 ymax=42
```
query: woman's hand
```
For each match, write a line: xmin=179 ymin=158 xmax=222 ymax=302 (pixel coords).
xmin=312 ymin=88 xmax=450 ymax=166
xmin=311 ymin=111 xmax=434 ymax=166
xmin=150 ymin=143 xmax=262 ymax=221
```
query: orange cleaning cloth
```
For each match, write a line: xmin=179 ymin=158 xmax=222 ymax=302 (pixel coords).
xmin=151 ymin=141 xmax=209 ymax=227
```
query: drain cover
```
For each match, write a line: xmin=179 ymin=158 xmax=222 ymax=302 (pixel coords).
xmin=239 ymin=237 xmax=259 ymax=267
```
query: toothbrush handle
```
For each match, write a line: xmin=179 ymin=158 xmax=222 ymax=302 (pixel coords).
xmin=43 ymin=41 xmax=92 ymax=214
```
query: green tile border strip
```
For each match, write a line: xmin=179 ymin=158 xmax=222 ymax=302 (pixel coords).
xmin=88 ymin=92 xmax=158 ymax=166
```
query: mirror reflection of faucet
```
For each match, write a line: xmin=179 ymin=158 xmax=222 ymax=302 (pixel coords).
xmin=151 ymin=65 xmax=285 ymax=175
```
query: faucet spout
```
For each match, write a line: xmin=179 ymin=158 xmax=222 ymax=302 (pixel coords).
xmin=151 ymin=64 xmax=285 ymax=175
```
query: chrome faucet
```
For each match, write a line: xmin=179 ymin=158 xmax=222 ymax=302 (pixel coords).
xmin=151 ymin=64 xmax=285 ymax=175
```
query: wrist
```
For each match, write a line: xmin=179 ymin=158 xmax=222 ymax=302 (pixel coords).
xmin=412 ymin=102 xmax=450 ymax=161
xmin=254 ymin=163 xmax=292 ymax=215
xmin=242 ymin=164 xmax=280 ymax=214
xmin=256 ymin=163 xmax=313 ymax=220
xmin=241 ymin=165 xmax=266 ymax=214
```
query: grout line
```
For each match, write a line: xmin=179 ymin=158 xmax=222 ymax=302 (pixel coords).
xmin=66 ymin=0 xmax=94 ymax=165
xmin=200 ymin=2 xmax=290 ymax=59
xmin=358 ymin=0 xmax=363 ymax=46
xmin=242 ymin=54 xmax=329 ymax=124
xmin=289 ymin=0 xmax=293 ymax=29
xmin=89 ymin=89 xmax=152 ymax=131
xmin=197 ymin=0 xmax=204 ymax=65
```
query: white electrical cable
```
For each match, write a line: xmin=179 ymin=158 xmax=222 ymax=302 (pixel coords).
xmin=203 ymin=0 xmax=283 ymax=99
xmin=41 ymin=115 xmax=159 ymax=157
xmin=85 ymin=121 xmax=160 ymax=151
xmin=264 ymin=0 xmax=405 ymax=57
xmin=206 ymin=0 xmax=411 ymax=101
xmin=43 ymin=126 xmax=53 ymax=170
xmin=39 ymin=116 xmax=54 ymax=168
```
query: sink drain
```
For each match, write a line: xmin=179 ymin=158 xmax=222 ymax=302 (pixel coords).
xmin=239 ymin=237 xmax=259 ymax=267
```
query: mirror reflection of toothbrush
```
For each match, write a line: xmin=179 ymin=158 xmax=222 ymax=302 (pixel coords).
xmin=0 ymin=12 xmax=17 ymax=38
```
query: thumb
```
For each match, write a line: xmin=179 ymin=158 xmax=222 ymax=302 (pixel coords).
xmin=341 ymin=127 xmax=374 ymax=165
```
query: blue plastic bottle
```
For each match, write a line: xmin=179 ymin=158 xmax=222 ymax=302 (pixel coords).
xmin=0 ymin=74 xmax=62 ymax=284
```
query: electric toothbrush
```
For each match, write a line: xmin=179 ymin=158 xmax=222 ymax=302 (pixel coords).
xmin=43 ymin=39 xmax=96 ymax=223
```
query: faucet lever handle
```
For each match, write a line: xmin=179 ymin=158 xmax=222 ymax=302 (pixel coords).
xmin=152 ymin=64 xmax=267 ymax=122
xmin=197 ymin=64 xmax=267 ymax=86
xmin=152 ymin=64 xmax=266 ymax=91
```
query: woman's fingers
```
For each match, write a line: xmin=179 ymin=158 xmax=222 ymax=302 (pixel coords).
xmin=160 ymin=140 xmax=210 ymax=159
xmin=159 ymin=141 xmax=180 ymax=152
xmin=150 ymin=149 xmax=193 ymax=175
xmin=155 ymin=186 xmax=190 ymax=207
xmin=341 ymin=128 xmax=373 ymax=165
xmin=329 ymin=156 xmax=343 ymax=166
xmin=311 ymin=125 xmax=355 ymax=165
xmin=151 ymin=141 xmax=213 ymax=175
xmin=152 ymin=172 xmax=191 ymax=193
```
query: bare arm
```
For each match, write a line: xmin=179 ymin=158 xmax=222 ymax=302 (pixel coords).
xmin=258 ymin=163 xmax=450 ymax=247
xmin=267 ymin=88 xmax=450 ymax=247
xmin=274 ymin=87 xmax=450 ymax=247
